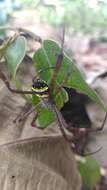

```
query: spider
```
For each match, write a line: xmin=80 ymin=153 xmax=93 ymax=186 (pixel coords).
xmin=0 ymin=29 xmax=107 ymax=156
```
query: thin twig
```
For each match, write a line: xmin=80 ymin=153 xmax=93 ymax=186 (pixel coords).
xmin=0 ymin=70 xmax=33 ymax=94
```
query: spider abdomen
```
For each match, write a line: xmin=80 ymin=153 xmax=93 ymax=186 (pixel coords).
xmin=32 ymin=78 xmax=49 ymax=98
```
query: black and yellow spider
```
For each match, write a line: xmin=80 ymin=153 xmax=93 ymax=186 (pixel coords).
xmin=0 ymin=29 xmax=107 ymax=156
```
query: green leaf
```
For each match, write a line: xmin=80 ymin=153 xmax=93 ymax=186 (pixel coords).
xmin=37 ymin=108 xmax=55 ymax=129
xmin=4 ymin=36 xmax=26 ymax=79
xmin=33 ymin=40 xmax=106 ymax=111
xmin=77 ymin=156 xmax=101 ymax=188
xmin=54 ymin=87 xmax=69 ymax=109
xmin=32 ymin=94 xmax=40 ymax=105
xmin=64 ymin=55 xmax=107 ymax=111
xmin=33 ymin=40 xmax=61 ymax=83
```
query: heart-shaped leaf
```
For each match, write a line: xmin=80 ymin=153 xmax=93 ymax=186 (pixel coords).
xmin=36 ymin=108 xmax=55 ymax=129
xmin=4 ymin=36 xmax=26 ymax=79
xmin=77 ymin=156 xmax=101 ymax=188
xmin=33 ymin=40 xmax=106 ymax=111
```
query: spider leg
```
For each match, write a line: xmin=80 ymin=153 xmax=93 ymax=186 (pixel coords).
xmin=51 ymin=103 xmax=72 ymax=143
xmin=80 ymin=112 xmax=107 ymax=156
xmin=14 ymin=106 xmax=37 ymax=123
xmin=70 ymin=127 xmax=103 ymax=156
xmin=82 ymin=111 xmax=107 ymax=133
xmin=31 ymin=113 xmax=38 ymax=128
xmin=96 ymin=111 xmax=107 ymax=131
xmin=80 ymin=146 xmax=102 ymax=157
xmin=65 ymin=110 xmax=107 ymax=134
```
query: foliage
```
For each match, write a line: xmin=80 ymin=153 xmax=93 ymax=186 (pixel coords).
xmin=77 ymin=156 xmax=101 ymax=189
xmin=5 ymin=36 xmax=26 ymax=79
xmin=0 ymin=32 xmax=106 ymax=130
xmin=0 ymin=28 xmax=106 ymax=189
xmin=33 ymin=39 xmax=106 ymax=111
xmin=37 ymin=108 xmax=55 ymax=128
